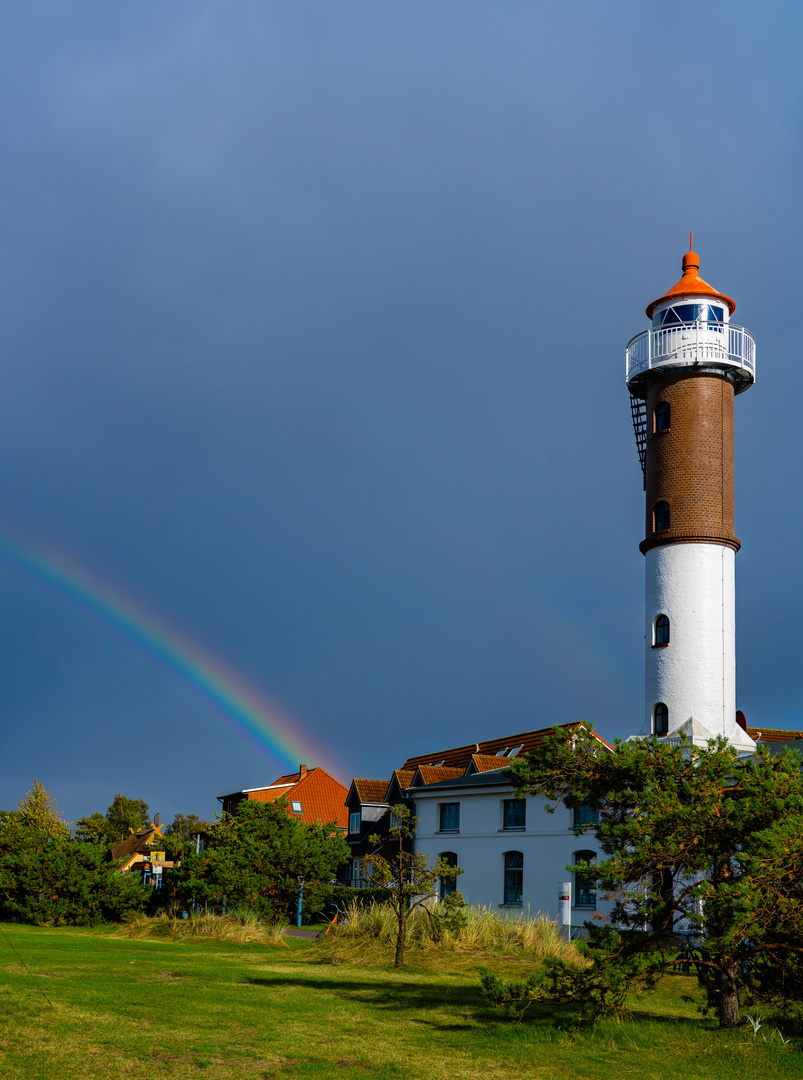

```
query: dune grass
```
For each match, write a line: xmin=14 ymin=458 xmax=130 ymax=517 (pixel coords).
xmin=0 ymin=921 xmax=801 ymax=1079
xmin=321 ymin=899 xmax=583 ymax=965
xmin=119 ymin=908 xmax=290 ymax=945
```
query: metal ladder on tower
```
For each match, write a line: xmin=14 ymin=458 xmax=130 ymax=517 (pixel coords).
xmin=630 ymin=393 xmax=646 ymax=490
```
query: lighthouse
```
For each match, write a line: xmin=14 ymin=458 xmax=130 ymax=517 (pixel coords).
xmin=626 ymin=239 xmax=756 ymax=751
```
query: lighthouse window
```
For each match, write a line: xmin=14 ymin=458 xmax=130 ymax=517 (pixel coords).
xmin=654 ymin=501 xmax=670 ymax=531
xmin=653 ymin=614 xmax=670 ymax=646
xmin=652 ymin=303 xmax=725 ymax=330
xmin=655 ymin=401 xmax=670 ymax=432
xmin=653 ymin=703 xmax=669 ymax=735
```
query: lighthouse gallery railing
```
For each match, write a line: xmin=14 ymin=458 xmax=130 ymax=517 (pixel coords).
xmin=626 ymin=321 xmax=756 ymax=385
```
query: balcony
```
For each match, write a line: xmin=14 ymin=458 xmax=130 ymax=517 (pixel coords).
xmin=626 ymin=321 xmax=756 ymax=396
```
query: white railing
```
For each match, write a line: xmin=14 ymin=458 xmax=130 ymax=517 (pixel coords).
xmin=626 ymin=321 xmax=756 ymax=387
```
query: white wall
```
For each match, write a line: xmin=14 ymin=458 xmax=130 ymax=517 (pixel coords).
xmin=411 ymin=780 xmax=612 ymax=929
xmin=643 ymin=542 xmax=750 ymax=747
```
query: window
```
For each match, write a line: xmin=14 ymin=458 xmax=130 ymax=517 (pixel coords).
xmin=439 ymin=803 xmax=460 ymax=831
xmin=503 ymin=851 xmax=523 ymax=905
xmin=654 ymin=501 xmax=670 ymax=531
xmin=574 ymin=851 xmax=596 ymax=908
xmin=503 ymin=799 xmax=526 ymax=830
xmin=653 ymin=614 xmax=670 ymax=647
xmin=349 ymin=811 xmax=361 ymax=835
xmin=291 ymin=801 xmax=303 ymax=814
xmin=573 ymin=802 xmax=599 ymax=828
xmin=653 ymin=702 xmax=669 ymax=736
xmin=508 ymin=744 xmax=523 ymax=757
xmin=439 ymin=852 xmax=458 ymax=899
xmin=655 ymin=401 xmax=670 ymax=432
xmin=652 ymin=303 xmax=725 ymax=330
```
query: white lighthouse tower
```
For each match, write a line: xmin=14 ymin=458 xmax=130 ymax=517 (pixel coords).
xmin=626 ymin=239 xmax=756 ymax=751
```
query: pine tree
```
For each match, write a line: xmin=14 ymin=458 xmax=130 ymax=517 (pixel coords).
xmin=16 ymin=779 xmax=67 ymax=838
xmin=484 ymin=728 xmax=803 ymax=1028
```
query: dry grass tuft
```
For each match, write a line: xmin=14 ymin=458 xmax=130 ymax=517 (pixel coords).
xmin=322 ymin=900 xmax=582 ymax=964
xmin=119 ymin=908 xmax=289 ymax=945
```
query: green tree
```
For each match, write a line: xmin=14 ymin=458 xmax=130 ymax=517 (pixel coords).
xmin=364 ymin=805 xmax=462 ymax=968
xmin=74 ymin=812 xmax=110 ymax=845
xmin=17 ymin=780 xmax=67 ymax=838
xmin=105 ymin=794 xmax=150 ymax=843
xmin=169 ymin=799 xmax=349 ymax=922
xmin=164 ymin=813 xmax=207 ymax=849
xmin=488 ymin=727 xmax=803 ymax=1028
xmin=0 ymin=813 xmax=144 ymax=925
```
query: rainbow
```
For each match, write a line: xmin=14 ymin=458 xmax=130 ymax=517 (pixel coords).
xmin=0 ymin=532 xmax=340 ymax=777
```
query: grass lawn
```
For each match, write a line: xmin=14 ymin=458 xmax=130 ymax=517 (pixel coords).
xmin=0 ymin=923 xmax=800 ymax=1079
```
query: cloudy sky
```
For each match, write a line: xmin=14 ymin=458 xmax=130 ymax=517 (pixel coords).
xmin=1 ymin=2 xmax=801 ymax=823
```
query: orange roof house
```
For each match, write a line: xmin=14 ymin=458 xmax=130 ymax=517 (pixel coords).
xmin=217 ymin=765 xmax=348 ymax=830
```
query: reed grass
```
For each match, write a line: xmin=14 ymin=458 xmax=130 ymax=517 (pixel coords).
xmin=324 ymin=900 xmax=581 ymax=962
xmin=119 ymin=908 xmax=289 ymax=945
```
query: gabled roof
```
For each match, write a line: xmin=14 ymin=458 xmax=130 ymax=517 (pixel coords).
xmin=109 ymin=827 xmax=156 ymax=862
xmin=410 ymin=766 xmax=464 ymax=787
xmin=408 ymin=769 xmax=519 ymax=793
xmin=350 ymin=779 xmax=390 ymax=804
xmin=467 ymin=754 xmax=511 ymax=774
xmin=400 ymin=722 xmax=609 ymax=774
xmin=218 ymin=767 xmax=348 ymax=829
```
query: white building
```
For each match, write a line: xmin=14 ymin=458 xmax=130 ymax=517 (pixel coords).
xmin=392 ymin=724 xmax=614 ymax=931
xmin=410 ymin=766 xmax=608 ymax=929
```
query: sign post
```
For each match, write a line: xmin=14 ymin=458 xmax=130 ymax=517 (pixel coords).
xmin=559 ymin=881 xmax=571 ymax=939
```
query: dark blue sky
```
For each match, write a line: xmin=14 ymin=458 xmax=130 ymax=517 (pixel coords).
xmin=1 ymin=2 xmax=801 ymax=822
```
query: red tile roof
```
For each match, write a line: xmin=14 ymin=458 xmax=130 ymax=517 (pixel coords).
xmin=413 ymin=766 xmax=464 ymax=785
xmin=747 ymin=727 xmax=803 ymax=743
xmin=219 ymin=767 xmax=348 ymax=829
xmin=400 ymin=723 xmax=607 ymax=773
xmin=469 ymin=754 xmax=512 ymax=773
xmin=351 ymin=779 xmax=390 ymax=803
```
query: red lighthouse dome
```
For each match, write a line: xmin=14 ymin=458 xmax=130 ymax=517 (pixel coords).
xmin=646 ymin=235 xmax=736 ymax=320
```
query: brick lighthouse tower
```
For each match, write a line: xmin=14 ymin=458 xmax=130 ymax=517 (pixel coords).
xmin=626 ymin=239 xmax=756 ymax=751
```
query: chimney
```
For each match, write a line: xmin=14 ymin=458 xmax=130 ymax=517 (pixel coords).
xmin=154 ymin=813 xmax=160 ymax=827
xmin=299 ymin=764 xmax=307 ymax=777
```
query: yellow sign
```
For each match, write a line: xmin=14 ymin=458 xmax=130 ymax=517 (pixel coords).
xmin=151 ymin=851 xmax=166 ymax=863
